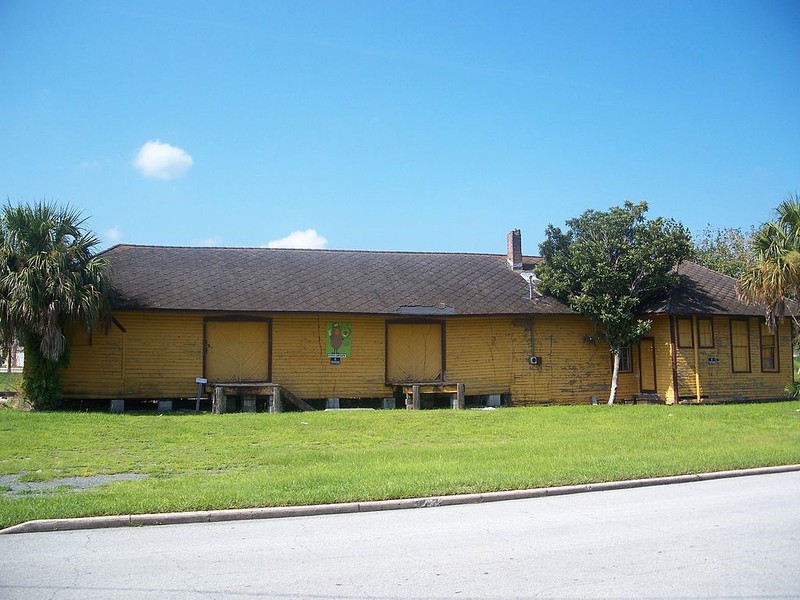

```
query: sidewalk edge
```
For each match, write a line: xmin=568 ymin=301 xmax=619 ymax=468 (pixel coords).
xmin=4 ymin=464 xmax=799 ymax=534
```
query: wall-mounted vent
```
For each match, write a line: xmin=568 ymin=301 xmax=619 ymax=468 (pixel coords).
xmin=397 ymin=305 xmax=456 ymax=315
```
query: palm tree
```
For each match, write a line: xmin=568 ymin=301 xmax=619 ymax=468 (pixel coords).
xmin=737 ymin=194 xmax=800 ymax=332
xmin=0 ymin=202 xmax=111 ymax=409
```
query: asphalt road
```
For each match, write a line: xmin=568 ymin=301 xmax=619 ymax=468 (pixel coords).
xmin=1 ymin=471 xmax=798 ymax=600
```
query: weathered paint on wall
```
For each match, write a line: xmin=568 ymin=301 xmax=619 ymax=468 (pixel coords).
xmin=506 ymin=315 xmax=649 ymax=405
xmin=59 ymin=312 xmax=204 ymax=398
xmin=60 ymin=322 xmax=125 ymax=397
xmin=445 ymin=317 xmax=514 ymax=395
xmin=60 ymin=312 xmax=393 ymax=400
xmin=271 ymin=314 xmax=388 ymax=399
xmin=59 ymin=310 xmax=793 ymax=404
xmin=672 ymin=316 xmax=792 ymax=401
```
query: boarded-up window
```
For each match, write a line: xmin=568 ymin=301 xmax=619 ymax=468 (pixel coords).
xmin=205 ymin=320 xmax=270 ymax=382
xmin=698 ymin=318 xmax=714 ymax=348
xmin=730 ymin=319 xmax=750 ymax=373
xmin=386 ymin=322 xmax=443 ymax=383
xmin=677 ymin=318 xmax=693 ymax=348
xmin=760 ymin=323 xmax=778 ymax=372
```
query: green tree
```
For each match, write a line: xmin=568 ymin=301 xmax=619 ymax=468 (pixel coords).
xmin=737 ymin=194 xmax=800 ymax=333
xmin=535 ymin=201 xmax=692 ymax=404
xmin=0 ymin=202 xmax=112 ymax=409
xmin=692 ymin=225 xmax=755 ymax=278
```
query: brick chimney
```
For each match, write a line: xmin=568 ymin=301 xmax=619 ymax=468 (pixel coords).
xmin=507 ymin=229 xmax=522 ymax=269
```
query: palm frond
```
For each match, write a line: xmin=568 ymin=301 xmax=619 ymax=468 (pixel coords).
xmin=0 ymin=201 xmax=111 ymax=362
xmin=738 ymin=195 xmax=800 ymax=331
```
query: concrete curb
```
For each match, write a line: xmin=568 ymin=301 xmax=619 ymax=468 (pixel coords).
xmin=3 ymin=464 xmax=799 ymax=535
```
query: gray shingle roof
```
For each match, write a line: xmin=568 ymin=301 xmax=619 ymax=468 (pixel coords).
xmin=103 ymin=245 xmax=571 ymax=315
xmin=643 ymin=261 xmax=767 ymax=316
xmin=102 ymin=245 xmax=765 ymax=318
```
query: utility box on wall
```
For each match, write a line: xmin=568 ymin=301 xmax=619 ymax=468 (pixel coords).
xmin=528 ymin=356 xmax=542 ymax=366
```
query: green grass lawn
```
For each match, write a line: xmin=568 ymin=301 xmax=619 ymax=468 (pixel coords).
xmin=1 ymin=403 xmax=799 ymax=529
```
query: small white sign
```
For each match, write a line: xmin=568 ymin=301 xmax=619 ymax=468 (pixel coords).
xmin=195 ymin=377 xmax=208 ymax=384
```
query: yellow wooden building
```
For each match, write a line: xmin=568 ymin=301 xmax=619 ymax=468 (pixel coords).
xmin=58 ymin=231 xmax=793 ymax=409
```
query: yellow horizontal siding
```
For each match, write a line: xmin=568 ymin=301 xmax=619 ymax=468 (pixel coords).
xmin=510 ymin=316 xmax=610 ymax=405
xmin=674 ymin=317 xmax=792 ymax=401
xmin=59 ymin=310 xmax=793 ymax=404
xmin=119 ymin=313 xmax=203 ymax=397
xmin=272 ymin=315 xmax=390 ymax=399
xmin=60 ymin=312 xmax=203 ymax=399
xmin=445 ymin=317 xmax=514 ymax=395
xmin=509 ymin=316 xmax=676 ymax=405
xmin=59 ymin=325 xmax=125 ymax=398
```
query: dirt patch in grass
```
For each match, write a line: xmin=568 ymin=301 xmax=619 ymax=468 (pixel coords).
xmin=0 ymin=472 xmax=148 ymax=497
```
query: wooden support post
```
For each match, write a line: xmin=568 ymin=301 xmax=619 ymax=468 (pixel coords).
xmin=406 ymin=385 xmax=420 ymax=410
xmin=451 ymin=383 xmax=465 ymax=409
xmin=271 ymin=387 xmax=283 ymax=413
xmin=213 ymin=387 xmax=226 ymax=414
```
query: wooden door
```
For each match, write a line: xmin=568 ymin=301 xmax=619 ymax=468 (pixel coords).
xmin=386 ymin=322 xmax=444 ymax=383
xmin=205 ymin=320 xmax=270 ymax=382
xmin=639 ymin=337 xmax=657 ymax=392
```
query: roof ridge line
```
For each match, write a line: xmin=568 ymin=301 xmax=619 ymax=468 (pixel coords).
xmin=105 ymin=243 xmax=525 ymax=258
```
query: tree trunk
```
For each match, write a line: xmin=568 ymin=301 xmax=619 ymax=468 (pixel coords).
xmin=20 ymin=333 xmax=61 ymax=410
xmin=8 ymin=339 xmax=18 ymax=373
xmin=608 ymin=348 xmax=620 ymax=405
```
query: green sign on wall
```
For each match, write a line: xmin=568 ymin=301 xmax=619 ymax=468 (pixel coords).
xmin=326 ymin=322 xmax=352 ymax=359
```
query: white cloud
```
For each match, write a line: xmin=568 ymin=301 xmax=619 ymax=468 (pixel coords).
xmin=267 ymin=229 xmax=328 ymax=249
xmin=133 ymin=140 xmax=193 ymax=180
xmin=104 ymin=227 xmax=123 ymax=244
xmin=196 ymin=236 xmax=222 ymax=247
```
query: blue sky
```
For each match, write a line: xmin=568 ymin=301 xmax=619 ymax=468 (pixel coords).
xmin=1 ymin=1 xmax=798 ymax=254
